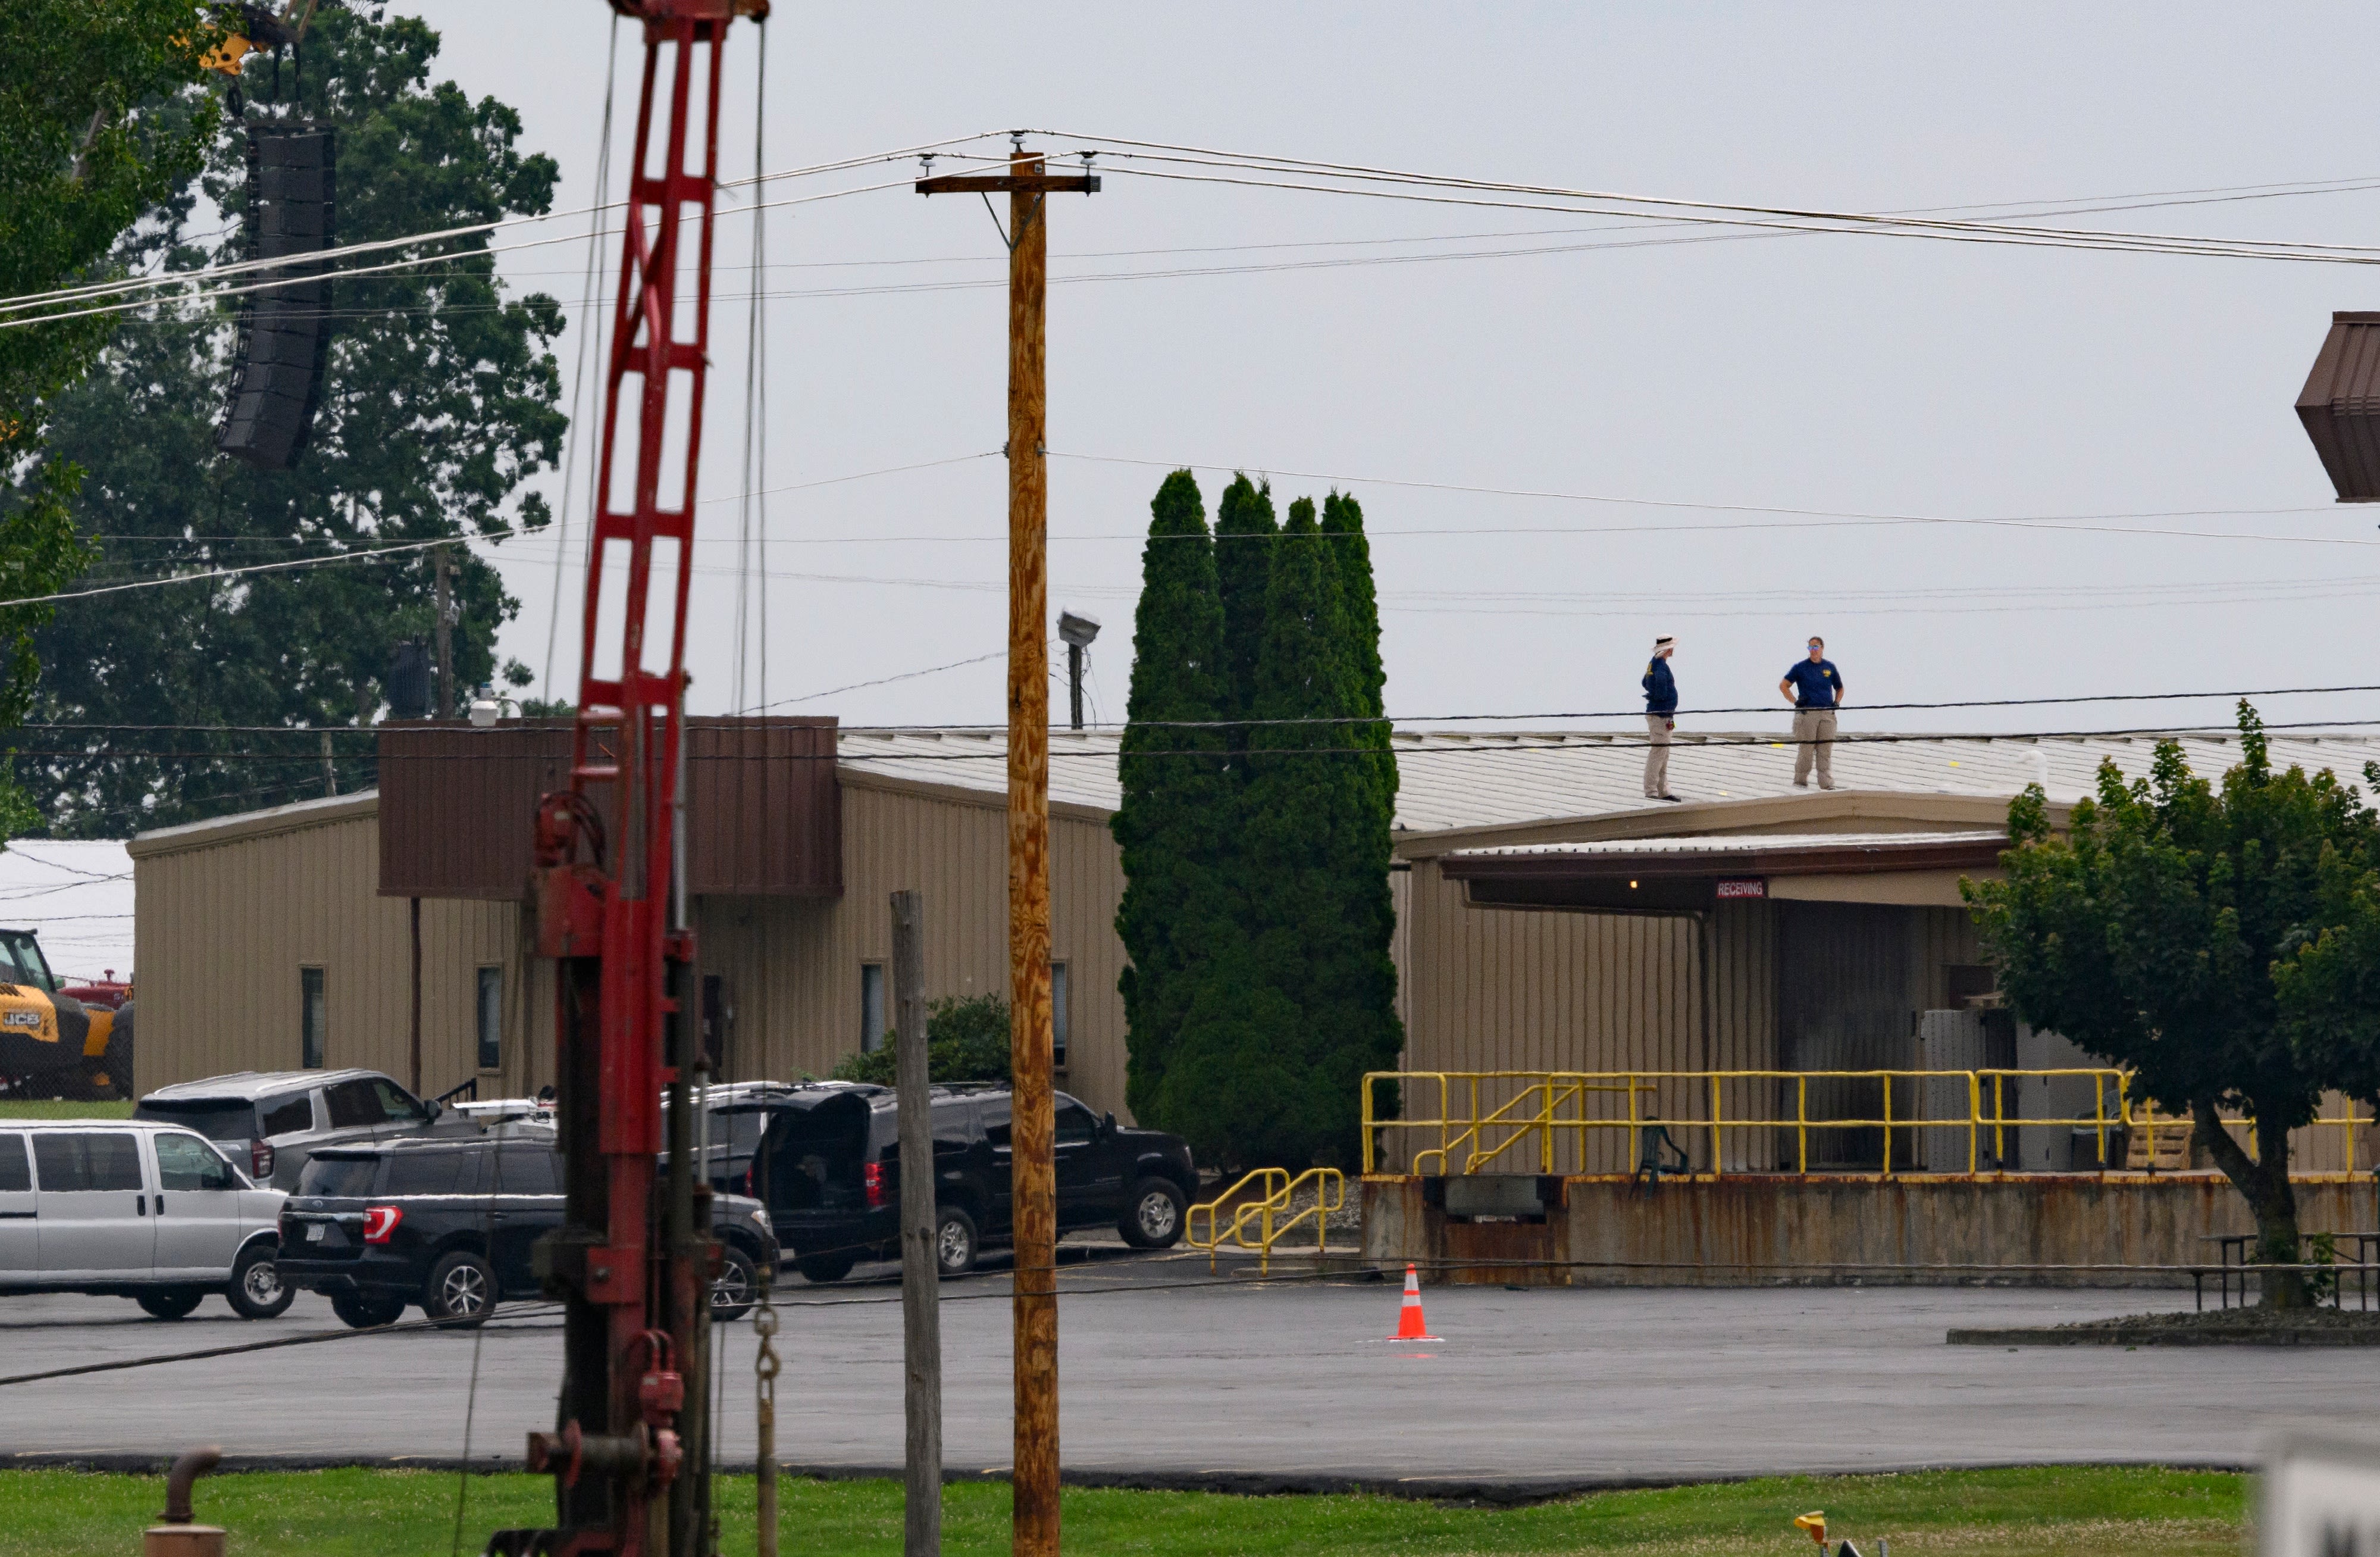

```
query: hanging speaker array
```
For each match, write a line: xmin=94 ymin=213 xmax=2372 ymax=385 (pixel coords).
xmin=217 ymin=123 xmax=336 ymax=470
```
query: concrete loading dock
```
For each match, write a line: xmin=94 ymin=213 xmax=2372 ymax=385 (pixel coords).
xmin=1360 ymin=1171 xmax=2379 ymax=1287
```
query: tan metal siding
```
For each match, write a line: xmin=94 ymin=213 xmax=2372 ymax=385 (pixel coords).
xmin=131 ymin=812 xmax=544 ymax=1100
xmin=691 ymin=779 xmax=1131 ymax=1122
xmin=1400 ymin=861 xmax=1778 ymax=1173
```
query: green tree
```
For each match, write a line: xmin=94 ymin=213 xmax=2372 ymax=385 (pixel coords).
xmin=0 ymin=1 xmax=224 ymax=832
xmin=829 ymin=995 xmax=1011 ymax=1085
xmin=21 ymin=4 xmax=562 ymax=834
xmin=1211 ymin=473 xmax=1276 ymax=745
xmin=1161 ymin=496 xmax=1402 ymax=1167
xmin=1320 ymin=489 xmax=1395 ymax=821
xmin=2273 ymin=758 xmax=2380 ymax=1112
xmin=1965 ymin=705 xmax=2379 ymax=1307
xmin=1110 ymin=470 xmax=1241 ymax=1126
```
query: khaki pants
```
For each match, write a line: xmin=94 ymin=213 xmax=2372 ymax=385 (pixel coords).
xmin=1643 ymin=713 xmax=1674 ymax=797
xmin=1793 ymin=708 xmax=1837 ymax=788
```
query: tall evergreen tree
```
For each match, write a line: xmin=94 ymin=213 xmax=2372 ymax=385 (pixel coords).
xmin=21 ymin=6 xmax=563 ymax=834
xmin=1320 ymin=489 xmax=1396 ymax=823
xmin=1211 ymin=473 xmax=1276 ymax=741
xmin=1110 ymin=470 xmax=1240 ymax=1125
xmin=1160 ymin=496 xmax=1403 ymax=1166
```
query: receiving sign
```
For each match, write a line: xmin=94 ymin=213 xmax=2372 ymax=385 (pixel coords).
xmin=2262 ymin=1432 xmax=2380 ymax=1557
xmin=1715 ymin=878 xmax=1767 ymax=900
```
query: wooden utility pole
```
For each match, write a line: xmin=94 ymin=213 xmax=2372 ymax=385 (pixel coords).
xmin=916 ymin=146 xmax=1097 ymax=1557
xmin=891 ymin=890 xmax=940 ymax=1557
xmin=432 ymin=544 xmax=455 ymax=718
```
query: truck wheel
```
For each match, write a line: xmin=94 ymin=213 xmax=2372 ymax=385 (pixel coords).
xmin=935 ymin=1205 xmax=979 ymax=1277
xmin=226 ymin=1242 xmax=294 ymax=1320
xmin=136 ymin=1289 xmax=204 ymax=1320
xmin=795 ymin=1252 xmax=856 ymax=1284
xmin=424 ymin=1250 xmax=496 ymax=1327
xmin=90 ymin=1015 xmax=132 ymax=1102
xmin=1117 ymin=1176 xmax=1187 ymax=1249
xmin=709 ymin=1245 xmax=759 ymax=1321
xmin=331 ymin=1292 xmax=407 ymax=1329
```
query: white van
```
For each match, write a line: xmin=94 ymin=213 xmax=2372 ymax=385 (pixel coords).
xmin=0 ymin=1120 xmax=292 ymax=1319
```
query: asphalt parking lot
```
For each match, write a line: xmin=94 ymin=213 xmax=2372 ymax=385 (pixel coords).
xmin=2 ymin=1251 xmax=2368 ymax=1492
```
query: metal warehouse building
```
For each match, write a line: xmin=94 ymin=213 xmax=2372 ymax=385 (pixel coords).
xmin=129 ymin=719 xmax=2380 ymax=1177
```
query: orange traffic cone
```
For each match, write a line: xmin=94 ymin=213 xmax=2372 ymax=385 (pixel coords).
xmin=1389 ymin=1263 xmax=1442 ymax=1342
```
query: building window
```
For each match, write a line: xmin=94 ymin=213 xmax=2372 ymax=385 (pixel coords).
xmin=1051 ymin=961 xmax=1069 ymax=1071
xmin=860 ymin=963 xmax=886 ymax=1053
xmin=475 ymin=966 xmax=503 ymax=1073
xmin=300 ymin=967 xmax=327 ymax=1069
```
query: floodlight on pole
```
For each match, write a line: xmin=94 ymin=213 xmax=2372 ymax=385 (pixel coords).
xmin=1058 ymin=610 xmax=1100 ymax=731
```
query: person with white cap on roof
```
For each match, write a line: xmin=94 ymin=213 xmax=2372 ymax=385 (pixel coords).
xmin=1642 ymin=634 xmax=1681 ymax=802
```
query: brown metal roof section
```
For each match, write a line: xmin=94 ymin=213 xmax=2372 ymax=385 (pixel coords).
xmin=2296 ymin=311 xmax=2380 ymax=502
xmin=1440 ymin=833 xmax=2009 ymax=883
xmin=378 ymin=717 xmax=839 ymax=900
xmin=682 ymin=717 xmax=841 ymax=897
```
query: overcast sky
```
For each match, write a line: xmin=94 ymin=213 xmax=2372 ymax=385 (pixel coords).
xmin=408 ymin=3 xmax=2380 ymax=746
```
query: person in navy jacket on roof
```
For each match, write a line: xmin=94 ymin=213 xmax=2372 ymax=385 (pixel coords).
xmin=1641 ymin=634 xmax=1680 ymax=802
xmin=1778 ymin=636 xmax=1846 ymax=790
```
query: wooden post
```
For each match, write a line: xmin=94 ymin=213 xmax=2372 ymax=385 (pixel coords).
xmin=913 ymin=146 xmax=1095 ymax=1557
xmin=408 ymin=896 xmax=422 ymax=1096
xmin=892 ymin=890 xmax=941 ymax=1557
xmin=1004 ymin=149 xmax=1059 ymax=1557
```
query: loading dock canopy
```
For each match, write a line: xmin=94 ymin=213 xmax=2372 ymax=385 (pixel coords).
xmin=1440 ymin=830 xmax=2009 ymax=912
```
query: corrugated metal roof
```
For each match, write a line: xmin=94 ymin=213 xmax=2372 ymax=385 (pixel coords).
xmin=1450 ymin=830 xmax=2005 ymax=858
xmin=838 ymin=726 xmax=2380 ymax=837
xmin=139 ymin=726 xmax=2380 ymax=853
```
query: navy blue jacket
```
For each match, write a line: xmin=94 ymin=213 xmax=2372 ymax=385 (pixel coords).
xmin=1642 ymin=656 xmax=1678 ymax=715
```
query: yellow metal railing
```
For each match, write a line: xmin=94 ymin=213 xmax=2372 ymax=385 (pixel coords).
xmin=1186 ymin=1167 xmax=1347 ymax=1273
xmin=1360 ymin=1069 xmax=2372 ymax=1177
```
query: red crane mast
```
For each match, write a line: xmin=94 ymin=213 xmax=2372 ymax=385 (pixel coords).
xmin=497 ymin=4 xmax=765 ymax=1555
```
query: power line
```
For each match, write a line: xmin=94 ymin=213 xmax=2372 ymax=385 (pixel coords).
xmin=49 ymin=143 xmax=2380 ymax=336
xmin=0 ymin=133 xmax=1014 ymax=322
xmin=23 ymin=720 xmax=2380 ymax=765
xmin=1034 ymin=133 xmax=2380 ymax=265
xmin=26 ymin=680 xmax=2380 ymax=737
xmin=26 ymin=531 xmax=512 ymax=607
xmin=1045 ymin=452 xmax=2373 ymax=549
xmin=1 ymin=173 xmax=938 ymax=333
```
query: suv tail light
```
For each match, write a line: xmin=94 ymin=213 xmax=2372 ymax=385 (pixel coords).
xmin=863 ymin=1161 xmax=886 ymax=1209
xmin=361 ymin=1205 xmax=403 ymax=1244
xmin=250 ymin=1139 xmax=274 ymax=1180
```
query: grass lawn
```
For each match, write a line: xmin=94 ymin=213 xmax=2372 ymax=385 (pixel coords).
xmin=0 ymin=1464 xmax=2246 ymax=1556
xmin=0 ymin=1099 xmax=132 ymax=1120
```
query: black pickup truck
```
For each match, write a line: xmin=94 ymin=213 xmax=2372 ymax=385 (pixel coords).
xmin=276 ymin=1133 xmax=778 ymax=1327
xmin=721 ymin=1081 xmax=1197 ymax=1283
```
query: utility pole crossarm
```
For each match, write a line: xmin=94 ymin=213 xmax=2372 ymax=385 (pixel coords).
xmin=915 ymin=174 xmax=1100 ymax=195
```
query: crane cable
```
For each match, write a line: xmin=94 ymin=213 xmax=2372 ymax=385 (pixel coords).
xmin=543 ymin=15 xmax=621 ymax=706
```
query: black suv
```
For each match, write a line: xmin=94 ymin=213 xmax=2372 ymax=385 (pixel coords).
xmin=276 ymin=1133 xmax=778 ymax=1328
xmin=724 ymin=1082 xmax=1196 ymax=1283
